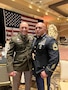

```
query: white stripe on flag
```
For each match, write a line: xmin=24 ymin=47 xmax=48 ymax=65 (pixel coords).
xmin=4 ymin=9 xmax=38 ymax=40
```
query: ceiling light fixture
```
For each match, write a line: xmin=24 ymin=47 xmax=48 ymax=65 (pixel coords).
xmin=45 ymin=12 xmax=48 ymax=15
xmin=37 ymin=9 xmax=40 ymax=12
xmin=39 ymin=0 xmax=42 ymax=3
xmin=29 ymin=5 xmax=32 ymax=9
xmin=31 ymin=2 xmax=33 ymax=4
xmin=39 ymin=6 xmax=41 ymax=8
xmin=11 ymin=0 xmax=15 ymax=1
xmin=57 ymin=17 xmax=60 ymax=20
xmin=66 ymin=18 xmax=68 ymax=21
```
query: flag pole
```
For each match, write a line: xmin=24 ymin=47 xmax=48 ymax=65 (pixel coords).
xmin=44 ymin=78 xmax=48 ymax=90
xmin=3 ymin=9 xmax=7 ymax=40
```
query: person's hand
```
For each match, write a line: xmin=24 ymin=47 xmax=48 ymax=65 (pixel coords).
xmin=9 ymin=71 xmax=17 ymax=76
xmin=40 ymin=70 xmax=48 ymax=79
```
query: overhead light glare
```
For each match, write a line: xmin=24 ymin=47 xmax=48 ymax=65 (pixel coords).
xmin=31 ymin=2 xmax=33 ymax=4
xmin=39 ymin=6 xmax=41 ymax=8
xmin=29 ymin=5 xmax=32 ymax=9
xmin=37 ymin=9 xmax=40 ymax=12
xmin=57 ymin=17 xmax=60 ymax=20
xmin=45 ymin=12 xmax=48 ymax=15
xmin=11 ymin=0 xmax=15 ymax=1
xmin=66 ymin=18 xmax=68 ymax=21
xmin=40 ymin=0 xmax=42 ymax=3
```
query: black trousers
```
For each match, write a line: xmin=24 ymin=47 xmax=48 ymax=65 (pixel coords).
xmin=35 ymin=74 xmax=51 ymax=90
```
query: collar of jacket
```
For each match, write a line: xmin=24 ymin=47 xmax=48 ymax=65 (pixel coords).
xmin=19 ymin=32 xmax=28 ymax=39
xmin=35 ymin=34 xmax=46 ymax=39
xmin=18 ymin=32 xmax=29 ymax=43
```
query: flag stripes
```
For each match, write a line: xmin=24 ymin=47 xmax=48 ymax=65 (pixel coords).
xmin=4 ymin=9 xmax=38 ymax=40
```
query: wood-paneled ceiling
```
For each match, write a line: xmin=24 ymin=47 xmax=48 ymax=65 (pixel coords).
xmin=0 ymin=0 xmax=68 ymax=24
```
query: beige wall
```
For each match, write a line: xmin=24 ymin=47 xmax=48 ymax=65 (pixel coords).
xmin=58 ymin=23 xmax=68 ymax=38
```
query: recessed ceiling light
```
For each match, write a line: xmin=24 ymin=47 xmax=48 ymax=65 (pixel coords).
xmin=11 ymin=0 xmax=15 ymax=1
xmin=66 ymin=18 xmax=68 ymax=21
xmin=29 ymin=5 xmax=32 ymax=9
xmin=39 ymin=1 xmax=42 ymax=3
xmin=45 ymin=12 xmax=48 ymax=15
xmin=57 ymin=17 xmax=60 ymax=20
xmin=37 ymin=9 xmax=40 ymax=12
xmin=31 ymin=2 xmax=33 ymax=4
xmin=39 ymin=6 xmax=41 ymax=8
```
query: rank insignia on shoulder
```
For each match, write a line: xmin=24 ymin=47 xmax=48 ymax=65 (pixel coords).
xmin=53 ymin=43 xmax=58 ymax=50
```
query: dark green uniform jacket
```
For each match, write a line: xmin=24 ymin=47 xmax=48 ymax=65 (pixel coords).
xmin=32 ymin=34 xmax=59 ymax=77
xmin=7 ymin=32 xmax=32 ymax=73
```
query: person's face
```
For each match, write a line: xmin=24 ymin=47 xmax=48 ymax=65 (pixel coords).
xmin=20 ymin=22 xmax=29 ymax=35
xmin=35 ymin=22 xmax=46 ymax=37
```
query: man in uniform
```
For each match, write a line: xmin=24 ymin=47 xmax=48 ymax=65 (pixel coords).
xmin=32 ymin=22 xmax=59 ymax=90
xmin=7 ymin=22 xmax=32 ymax=90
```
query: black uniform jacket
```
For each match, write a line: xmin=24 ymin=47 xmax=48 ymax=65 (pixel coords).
xmin=32 ymin=34 xmax=59 ymax=76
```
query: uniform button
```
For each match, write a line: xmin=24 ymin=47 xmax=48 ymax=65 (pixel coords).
xmin=32 ymin=68 xmax=34 ymax=70
xmin=43 ymin=66 xmax=45 ymax=69
xmin=34 ymin=50 xmax=36 ymax=52
xmin=34 ymin=46 xmax=36 ymax=48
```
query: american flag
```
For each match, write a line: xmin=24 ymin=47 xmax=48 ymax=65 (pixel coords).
xmin=4 ymin=9 xmax=38 ymax=40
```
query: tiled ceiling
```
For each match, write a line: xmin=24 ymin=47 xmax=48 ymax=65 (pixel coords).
xmin=0 ymin=0 xmax=68 ymax=24
xmin=25 ymin=0 xmax=64 ymax=17
xmin=25 ymin=0 xmax=68 ymax=24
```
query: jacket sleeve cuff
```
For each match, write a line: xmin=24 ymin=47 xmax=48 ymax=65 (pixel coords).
xmin=7 ymin=65 xmax=14 ymax=73
xmin=45 ymin=66 xmax=53 ymax=77
xmin=36 ymin=68 xmax=44 ymax=74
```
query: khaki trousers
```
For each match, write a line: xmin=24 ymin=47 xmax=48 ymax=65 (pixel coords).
xmin=12 ymin=71 xmax=32 ymax=90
